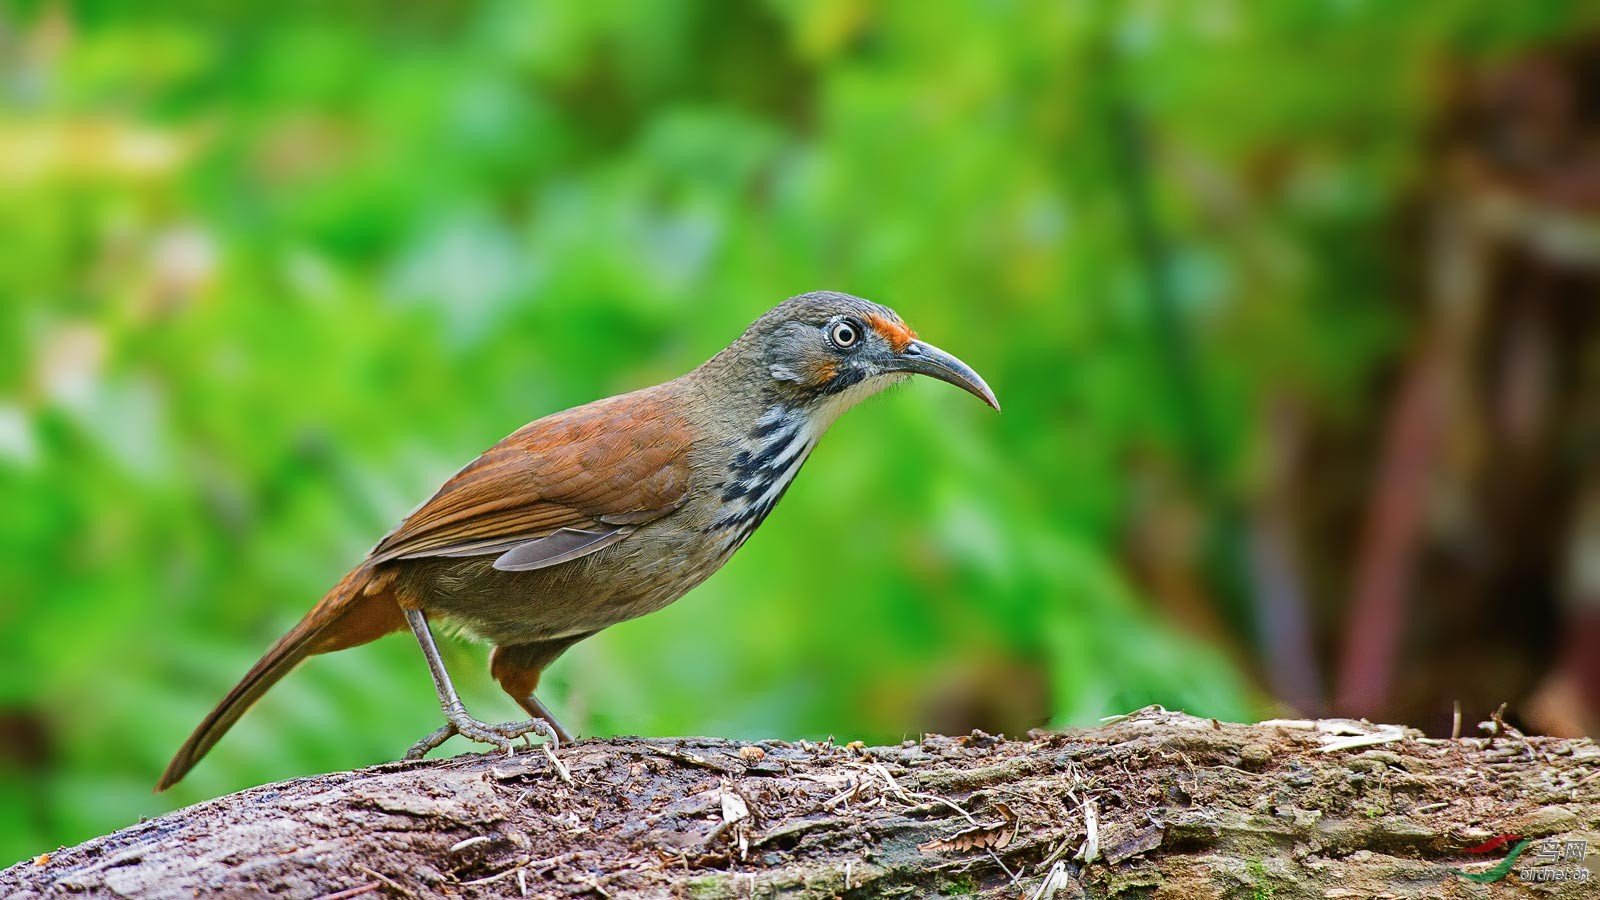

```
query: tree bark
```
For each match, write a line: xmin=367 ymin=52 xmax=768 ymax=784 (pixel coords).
xmin=5 ymin=708 xmax=1599 ymax=898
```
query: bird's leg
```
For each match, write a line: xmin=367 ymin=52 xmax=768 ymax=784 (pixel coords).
xmin=489 ymin=639 xmax=585 ymax=746
xmin=402 ymin=607 xmax=555 ymax=760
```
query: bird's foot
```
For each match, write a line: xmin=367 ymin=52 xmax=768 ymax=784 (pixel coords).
xmin=404 ymin=709 xmax=559 ymax=760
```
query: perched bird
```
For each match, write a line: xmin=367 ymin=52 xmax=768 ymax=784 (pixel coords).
xmin=158 ymin=291 xmax=998 ymax=790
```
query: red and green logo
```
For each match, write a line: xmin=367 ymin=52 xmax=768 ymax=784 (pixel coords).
xmin=1451 ymin=834 xmax=1528 ymax=883
xmin=1449 ymin=834 xmax=1591 ymax=884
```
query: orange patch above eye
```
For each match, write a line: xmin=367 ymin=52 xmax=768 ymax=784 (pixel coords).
xmin=865 ymin=314 xmax=917 ymax=353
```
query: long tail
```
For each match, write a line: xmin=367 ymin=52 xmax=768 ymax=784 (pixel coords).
xmin=156 ymin=565 xmax=403 ymax=791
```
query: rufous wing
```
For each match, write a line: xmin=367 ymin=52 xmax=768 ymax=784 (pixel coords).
xmin=368 ymin=390 xmax=694 ymax=570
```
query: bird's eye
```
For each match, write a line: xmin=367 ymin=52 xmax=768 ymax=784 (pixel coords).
xmin=828 ymin=320 xmax=860 ymax=349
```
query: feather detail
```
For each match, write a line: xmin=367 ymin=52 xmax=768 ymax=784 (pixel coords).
xmin=493 ymin=526 xmax=634 ymax=572
xmin=368 ymin=388 xmax=692 ymax=567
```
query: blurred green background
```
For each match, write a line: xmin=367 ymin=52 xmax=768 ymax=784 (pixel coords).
xmin=5 ymin=0 xmax=1599 ymax=866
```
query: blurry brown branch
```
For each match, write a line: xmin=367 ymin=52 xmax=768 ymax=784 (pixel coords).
xmin=5 ymin=710 xmax=1598 ymax=898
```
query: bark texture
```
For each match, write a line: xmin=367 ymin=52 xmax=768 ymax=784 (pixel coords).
xmin=6 ymin=708 xmax=1600 ymax=898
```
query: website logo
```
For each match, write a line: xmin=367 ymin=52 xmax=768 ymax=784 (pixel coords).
xmin=1451 ymin=835 xmax=1590 ymax=884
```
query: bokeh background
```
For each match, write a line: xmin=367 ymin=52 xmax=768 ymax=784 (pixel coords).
xmin=5 ymin=0 xmax=1600 ymax=865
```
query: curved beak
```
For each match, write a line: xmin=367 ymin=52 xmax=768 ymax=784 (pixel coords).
xmin=886 ymin=339 xmax=1000 ymax=411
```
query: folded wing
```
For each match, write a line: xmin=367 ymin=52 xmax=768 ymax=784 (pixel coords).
xmin=368 ymin=390 xmax=693 ymax=571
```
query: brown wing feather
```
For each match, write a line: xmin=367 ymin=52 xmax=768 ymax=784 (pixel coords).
xmin=368 ymin=389 xmax=694 ymax=566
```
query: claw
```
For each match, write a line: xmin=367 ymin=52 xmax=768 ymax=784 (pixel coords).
xmin=406 ymin=710 xmax=562 ymax=761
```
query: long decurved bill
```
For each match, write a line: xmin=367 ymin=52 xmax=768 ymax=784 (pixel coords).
xmin=889 ymin=340 xmax=1000 ymax=411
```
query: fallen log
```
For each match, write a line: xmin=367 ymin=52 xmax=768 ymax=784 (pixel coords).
xmin=5 ymin=708 xmax=1598 ymax=898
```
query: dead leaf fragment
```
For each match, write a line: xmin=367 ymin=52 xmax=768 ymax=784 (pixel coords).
xmin=917 ymin=802 xmax=1018 ymax=853
xmin=1102 ymin=824 xmax=1164 ymax=864
xmin=1074 ymin=799 xmax=1099 ymax=864
xmin=721 ymin=790 xmax=750 ymax=825
xmin=719 ymin=778 xmax=752 ymax=860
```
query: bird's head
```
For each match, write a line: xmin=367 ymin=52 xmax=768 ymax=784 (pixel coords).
xmin=731 ymin=291 xmax=999 ymax=420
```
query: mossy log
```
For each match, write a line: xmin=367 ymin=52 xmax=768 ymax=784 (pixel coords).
xmin=5 ymin=708 xmax=1600 ymax=898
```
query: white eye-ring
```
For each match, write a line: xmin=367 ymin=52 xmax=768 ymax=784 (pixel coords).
xmin=828 ymin=319 xmax=861 ymax=349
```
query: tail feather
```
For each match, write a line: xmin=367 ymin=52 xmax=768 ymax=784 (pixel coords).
xmin=156 ymin=565 xmax=402 ymax=791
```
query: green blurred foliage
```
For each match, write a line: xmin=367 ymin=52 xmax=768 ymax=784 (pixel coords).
xmin=0 ymin=0 xmax=1593 ymax=865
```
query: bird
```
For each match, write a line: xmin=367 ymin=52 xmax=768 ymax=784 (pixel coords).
xmin=157 ymin=291 xmax=998 ymax=790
